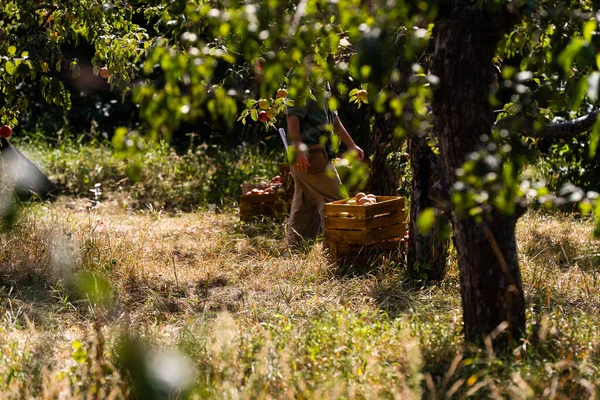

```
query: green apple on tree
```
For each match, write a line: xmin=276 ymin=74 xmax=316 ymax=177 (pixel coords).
xmin=356 ymin=89 xmax=367 ymax=101
xmin=258 ymin=99 xmax=270 ymax=110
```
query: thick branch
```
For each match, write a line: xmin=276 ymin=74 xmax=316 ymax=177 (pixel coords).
xmin=535 ymin=110 xmax=599 ymax=138
xmin=497 ymin=110 xmax=600 ymax=139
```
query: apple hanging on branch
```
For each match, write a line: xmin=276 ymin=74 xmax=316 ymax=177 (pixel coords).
xmin=276 ymin=88 xmax=287 ymax=99
xmin=349 ymin=87 xmax=369 ymax=108
xmin=99 ymin=67 xmax=111 ymax=79
xmin=258 ymin=110 xmax=269 ymax=122
xmin=258 ymin=99 xmax=270 ymax=110
xmin=0 ymin=125 xmax=13 ymax=139
xmin=236 ymin=88 xmax=294 ymax=129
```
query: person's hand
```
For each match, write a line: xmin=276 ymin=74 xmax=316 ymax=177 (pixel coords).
xmin=293 ymin=144 xmax=310 ymax=173
xmin=348 ymin=144 xmax=365 ymax=161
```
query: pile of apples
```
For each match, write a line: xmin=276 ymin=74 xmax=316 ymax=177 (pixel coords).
xmin=246 ymin=187 xmax=274 ymax=195
xmin=346 ymin=192 xmax=377 ymax=206
xmin=270 ymin=175 xmax=282 ymax=187
xmin=244 ymin=175 xmax=285 ymax=196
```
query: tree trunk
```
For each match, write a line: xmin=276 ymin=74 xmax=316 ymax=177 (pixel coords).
xmin=431 ymin=17 xmax=525 ymax=345
xmin=370 ymin=113 xmax=400 ymax=196
xmin=406 ymin=134 xmax=450 ymax=281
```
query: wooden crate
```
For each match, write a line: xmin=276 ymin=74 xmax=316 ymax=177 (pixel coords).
xmin=240 ymin=192 xmax=288 ymax=221
xmin=325 ymin=196 xmax=407 ymax=265
xmin=325 ymin=196 xmax=406 ymax=244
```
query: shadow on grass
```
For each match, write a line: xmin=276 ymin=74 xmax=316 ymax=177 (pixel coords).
xmin=194 ymin=274 xmax=243 ymax=313
xmin=231 ymin=216 xmax=287 ymax=239
xmin=328 ymin=251 xmax=427 ymax=319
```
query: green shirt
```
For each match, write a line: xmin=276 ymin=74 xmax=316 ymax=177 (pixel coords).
xmin=286 ymin=99 xmax=338 ymax=148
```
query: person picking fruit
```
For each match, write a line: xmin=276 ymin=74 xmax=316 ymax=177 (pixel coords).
xmin=285 ymin=83 xmax=364 ymax=250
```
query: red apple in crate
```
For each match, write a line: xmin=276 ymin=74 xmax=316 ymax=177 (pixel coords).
xmin=0 ymin=125 xmax=12 ymax=138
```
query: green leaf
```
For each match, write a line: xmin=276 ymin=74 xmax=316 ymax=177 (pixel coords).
xmin=502 ymin=66 xmax=516 ymax=80
xmin=589 ymin=117 xmax=600 ymax=158
xmin=579 ymin=200 xmax=593 ymax=215
xmin=8 ymin=46 xmax=16 ymax=56
xmin=417 ymin=208 xmax=436 ymax=236
xmin=72 ymin=340 xmax=87 ymax=364
xmin=569 ymin=78 xmax=588 ymax=110
xmin=557 ymin=38 xmax=586 ymax=73
xmin=112 ymin=126 xmax=129 ymax=152
xmin=583 ymin=20 xmax=596 ymax=42
xmin=5 ymin=61 xmax=15 ymax=75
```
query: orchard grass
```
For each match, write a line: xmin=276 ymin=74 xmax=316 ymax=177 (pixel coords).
xmin=0 ymin=195 xmax=599 ymax=399
xmin=16 ymin=138 xmax=282 ymax=211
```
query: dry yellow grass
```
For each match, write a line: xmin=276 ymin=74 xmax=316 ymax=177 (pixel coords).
xmin=518 ymin=212 xmax=600 ymax=314
xmin=0 ymin=199 xmax=599 ymax=398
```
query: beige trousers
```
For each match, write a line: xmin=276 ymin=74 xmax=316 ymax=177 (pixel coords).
xmin=285 ymin=162 xmax=344 ymax=249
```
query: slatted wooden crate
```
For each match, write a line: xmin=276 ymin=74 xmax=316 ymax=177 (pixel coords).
xmin=240 ymin=192 xmax=287 ymax=221
xmin=325 ymin=196 xmax=407 ymax=265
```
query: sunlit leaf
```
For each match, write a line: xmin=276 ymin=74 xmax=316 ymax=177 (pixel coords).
xmin=417 ymin=208 xmax=436 ymax=236
xmin=557 ymin=38 xmax=586 ymax=73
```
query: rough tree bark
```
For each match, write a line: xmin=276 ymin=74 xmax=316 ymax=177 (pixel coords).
xmin=497 ymin=109 xmax=600 ymax=139
xmin=370 ymin=113 xmax=401 ymax=196
xmin=431 ymin=9 xmax=525 ymax=345
xmin=407 ymin=134 xmax=450 ymax=281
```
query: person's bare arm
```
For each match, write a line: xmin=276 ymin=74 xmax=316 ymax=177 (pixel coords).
xmin=333 ymin=115 xmax=364 ymax=161
xmin=287 ymin=114 xmax=310 ymax=172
